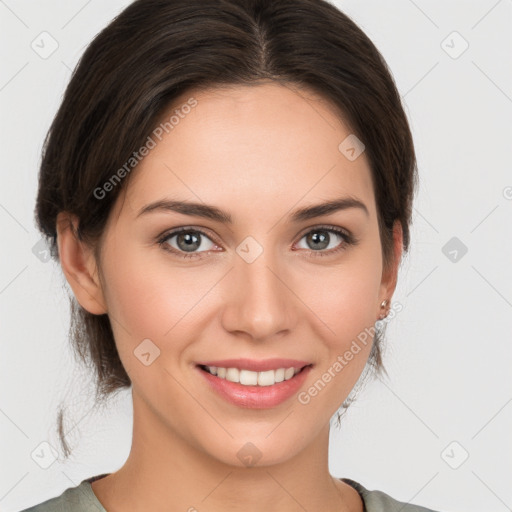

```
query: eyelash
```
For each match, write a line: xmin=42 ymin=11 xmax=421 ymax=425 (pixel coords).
xmin=157 ymin=225 xmax=358 ymax=260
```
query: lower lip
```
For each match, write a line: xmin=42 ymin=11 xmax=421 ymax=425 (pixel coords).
xmin=197 ymin=365 xmax=313 ymax=409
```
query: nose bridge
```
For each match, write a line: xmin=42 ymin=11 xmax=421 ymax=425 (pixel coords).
xmin=221 ymin=239 xmax=296 ymax=339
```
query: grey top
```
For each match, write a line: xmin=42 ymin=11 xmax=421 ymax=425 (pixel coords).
xmin=20 ymin=474 xmax=442 ymax=511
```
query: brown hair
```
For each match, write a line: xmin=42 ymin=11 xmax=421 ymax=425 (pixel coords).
xmin=34 ymin=0 xmax=417 ymax=457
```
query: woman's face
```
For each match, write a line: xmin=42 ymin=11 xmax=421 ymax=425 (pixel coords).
xmin=87 ymin=83 xmax=401 ymax=466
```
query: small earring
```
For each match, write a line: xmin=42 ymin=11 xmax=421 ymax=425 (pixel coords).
xmin=379 ymin=299 xmax=389 ymax=320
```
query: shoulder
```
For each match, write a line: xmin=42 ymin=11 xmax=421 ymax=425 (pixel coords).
xmin=342 ymin=478 xmax=443 ymax=512
xmin=19 ymin=475 xmax=107 ymax=512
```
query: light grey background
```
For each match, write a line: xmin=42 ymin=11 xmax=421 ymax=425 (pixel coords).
xmin=1 ymin=1 xmax=511 ymax=511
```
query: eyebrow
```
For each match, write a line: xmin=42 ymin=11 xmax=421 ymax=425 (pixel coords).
xmin=136 ymin=196 xmax=369 ymax=223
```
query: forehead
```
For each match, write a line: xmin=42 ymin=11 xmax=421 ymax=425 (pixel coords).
xmin=120 ymin=82 xmax=375 ymax=221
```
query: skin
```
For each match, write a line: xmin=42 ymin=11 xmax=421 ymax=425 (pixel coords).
xmin=57 ymin=82 xmax=402 ymax=512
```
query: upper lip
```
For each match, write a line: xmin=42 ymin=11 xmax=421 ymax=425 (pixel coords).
xmin=196 ymin=358 xmax=312 ymax=372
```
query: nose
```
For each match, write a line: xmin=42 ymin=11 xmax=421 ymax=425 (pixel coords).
xmin=220 ymin=246 xmax=298 ymax=341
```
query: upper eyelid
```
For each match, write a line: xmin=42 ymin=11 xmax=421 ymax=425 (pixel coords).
xmin=296 ymin=224 xmax=350 ymax=238
xmin=160 ymin=226 xmax=220 ymax=245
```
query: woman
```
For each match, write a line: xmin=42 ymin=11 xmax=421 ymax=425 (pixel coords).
xmin=22 ymin=0 xmax=440 ymax=510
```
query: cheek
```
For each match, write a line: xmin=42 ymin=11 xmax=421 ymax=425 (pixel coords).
xmin=99 ymin=244 xmax=216 ymax=368
xmin=101 ymin=238 xmax=196 ymax=327
xmin=296 ymin=264 xmax=381 ymax=413
xmin=305 ymin=252 xmax=382 ymax=343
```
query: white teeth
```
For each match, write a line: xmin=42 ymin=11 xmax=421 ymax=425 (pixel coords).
xmin=203 ymin=365 xmax=305 ymax=386
xmin=226 ymin=367 xmax=239 ymax=383
xmin=274 ymin=368 xmax=285 ymax=383
xmin=257 ymin=370 xmax=275 ymax=387
xmin=240 ymin=369 xmax=258 ymax=385
xmin=284 ymin=367 xmax=295 ymax=380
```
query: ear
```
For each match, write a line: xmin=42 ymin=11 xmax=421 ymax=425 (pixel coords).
xmin=377 ymin=220 xmax=403 ymax=316
xmin=56 ymin=212 xmax=107 ymax=315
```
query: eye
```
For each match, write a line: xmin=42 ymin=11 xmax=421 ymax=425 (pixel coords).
xmin=158 ymin=228 xmax=217 ymax=259
xmin=157 ymin=225 xmax=357 ymax=260
xmin=294 ymin=225 xmax=356 ymax=257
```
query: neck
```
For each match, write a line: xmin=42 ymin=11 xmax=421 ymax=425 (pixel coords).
xmin=91 ymin=388 xmax=362 ymax=512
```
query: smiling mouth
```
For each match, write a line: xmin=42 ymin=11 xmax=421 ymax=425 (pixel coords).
xmin=198 ymin=364 xmax=312 ymax=387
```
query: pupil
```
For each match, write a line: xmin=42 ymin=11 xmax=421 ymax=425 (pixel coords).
xmin=309 ymin=230 xmax=329 ymax=250
xmin=178 ymin=232 xmax=200 ymax=252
